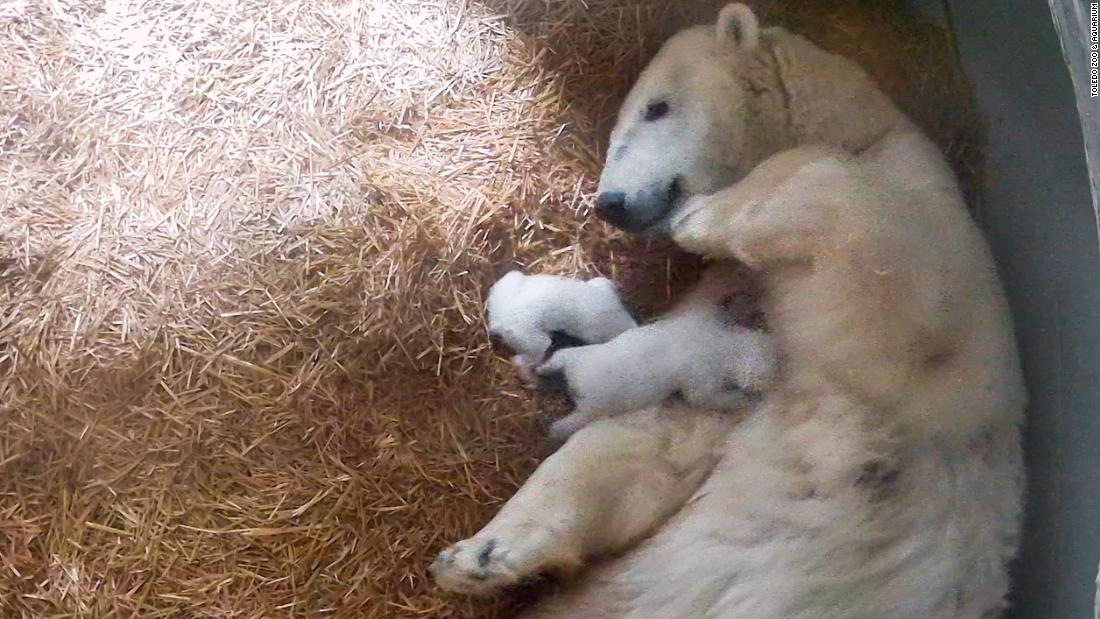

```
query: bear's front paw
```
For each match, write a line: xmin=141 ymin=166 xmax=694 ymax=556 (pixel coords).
xmin=669 ymin=194 xmax=730 ymax=256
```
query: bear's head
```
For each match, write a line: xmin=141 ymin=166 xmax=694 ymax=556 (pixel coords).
xmin=595 ymin=3 xmax=906 ymax=233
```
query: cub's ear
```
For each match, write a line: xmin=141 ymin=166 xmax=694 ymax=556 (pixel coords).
xmin=717 ymin=3 xmax=759 ymax=51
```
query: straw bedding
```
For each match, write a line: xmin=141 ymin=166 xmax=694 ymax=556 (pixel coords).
xmin=1 ymin=0 xmax=979 ymax=616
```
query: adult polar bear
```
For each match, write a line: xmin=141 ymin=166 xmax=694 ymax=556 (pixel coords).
xmin=433 ymin=5 xmax=1026 ymax=617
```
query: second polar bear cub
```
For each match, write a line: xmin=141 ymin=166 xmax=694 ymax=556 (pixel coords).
xmin=486 ymin=265 xmax=776 ymax=439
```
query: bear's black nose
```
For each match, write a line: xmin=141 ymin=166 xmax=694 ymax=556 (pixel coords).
xmin=595 ymin=192 xmax=629 ymax=228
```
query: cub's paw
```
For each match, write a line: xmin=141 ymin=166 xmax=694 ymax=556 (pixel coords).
xmin=547 ymin=410 xmax=594 ymax=443
xmin=431 ymin=537 xmax=521 ymax=596
xmin=524 ymin=331 xmax=593 ymax=392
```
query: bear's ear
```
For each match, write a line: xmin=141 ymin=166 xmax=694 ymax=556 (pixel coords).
xmin=716 ymin=3 xmax=759 ymax=51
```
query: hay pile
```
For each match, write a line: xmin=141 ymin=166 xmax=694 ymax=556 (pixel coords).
xmin=0 ymin=0 xmax=979 ymax=616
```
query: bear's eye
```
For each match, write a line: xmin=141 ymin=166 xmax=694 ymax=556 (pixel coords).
xmin=644 ymin=101 xmax=669 ymax=121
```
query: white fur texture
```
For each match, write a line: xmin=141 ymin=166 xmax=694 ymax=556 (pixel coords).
xmin=537 ymin=263 xmax=775 ymax=439
xmin=485 ymin=271 xmax=637 ymax=372
xmin=434 ymin=5 xmax=1025 ymax=618
xmin=487 ymin=266 xmax=775 ymax=439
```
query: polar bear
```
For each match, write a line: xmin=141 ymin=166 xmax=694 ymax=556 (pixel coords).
xmin=433 ymin=5 xmax=1026 ymax=618
xmin=484 ymin=271 xmax=638 ymax=386
xmin=486 ymin=265 xmax=776 ymax=439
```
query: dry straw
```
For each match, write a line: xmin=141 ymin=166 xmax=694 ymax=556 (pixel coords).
xmin=1 ymin=0 xmax=978 ymax=616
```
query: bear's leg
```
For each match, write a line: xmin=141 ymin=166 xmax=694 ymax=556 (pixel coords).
xmin=431 ymin=406 xmax=730 ymax=596
xmin=668 ymin=144 xmax=966 ymax=406
xmin=669 ymin=145 xmax=856 ymax=265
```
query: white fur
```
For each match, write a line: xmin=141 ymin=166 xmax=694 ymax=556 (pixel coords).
xmin=487 ymin=266 xmax=776 ymax=439
xmin=717 ymin=3 xmax=759 ymax=49
xmin=485 ymin=271 xmax=637 ymax=372
xmin=537 ymin=262 xmax=775 ymax=439
xmin=434 ymin=5 xmax=1025 ymax=618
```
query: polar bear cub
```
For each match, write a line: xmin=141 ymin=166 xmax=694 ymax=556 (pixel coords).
xmin=485 ymin=271 xmax=637 ymax=379
xmin=486 ymin=265 xmax=777 ymax=439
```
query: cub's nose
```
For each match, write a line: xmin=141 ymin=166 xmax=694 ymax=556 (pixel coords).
xmin=595 ymin=192 xmax=630 ymax=228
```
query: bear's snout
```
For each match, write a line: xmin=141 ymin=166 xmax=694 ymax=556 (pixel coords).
xmin=595 ymin=177 xmax=683 ymax=233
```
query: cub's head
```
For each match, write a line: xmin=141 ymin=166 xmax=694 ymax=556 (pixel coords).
xmin=596 ymin=4 xmax=771 ymax=233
